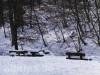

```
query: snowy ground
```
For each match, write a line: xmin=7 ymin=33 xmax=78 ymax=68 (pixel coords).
xmin=0 ymin=56 xmax=100 ymax=75
xmin=1 ymin=26 xmax=100 ymax=75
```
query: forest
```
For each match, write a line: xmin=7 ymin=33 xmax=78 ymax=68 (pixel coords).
xmin=0 ymin=0 xmax=100 ymax=55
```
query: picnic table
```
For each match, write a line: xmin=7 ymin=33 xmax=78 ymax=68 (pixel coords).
xmin=9 ymin=50 xmax=28 ymax=56
xmin=9 ymin=50 xmax=44 ymax=57
xmin=66 ymin=52 xmax=85 ymax=60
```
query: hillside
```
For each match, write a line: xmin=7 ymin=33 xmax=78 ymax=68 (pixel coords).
xmin=0 ymin=0 xmax=100 ymax=57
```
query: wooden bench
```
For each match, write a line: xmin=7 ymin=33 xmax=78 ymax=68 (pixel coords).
xmin=30 ymin=52 xmax=44 ymax=57
xmin=66 ymin=52 xmax=85 ymax=60
xmin=9 ymin=51 xmax=28 ymax=56
xmin=9 ymin=50 xmax=45 ymax=57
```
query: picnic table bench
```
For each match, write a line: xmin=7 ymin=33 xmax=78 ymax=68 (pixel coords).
xmin=30 ymin=52 xmax=44 ymax=57
xmin=66 ymin=52 xmax=85 ymax=60
xmin=9 ymin=50 xmax=44 ymax=57
xmin=9 ymin=50 xmax=28 ymax=56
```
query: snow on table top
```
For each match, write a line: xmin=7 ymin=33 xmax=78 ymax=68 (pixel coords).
xmin=0 ymin=56 xmax=100 ymax=75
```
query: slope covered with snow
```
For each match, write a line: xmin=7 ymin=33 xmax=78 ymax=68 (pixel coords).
xmin=1 ymin=2 xmax=100 ymax=57
xmin=0 ymin=27 xmax=13 ymax=55
xmin=1 ymin=25 xmax=100 ymax=58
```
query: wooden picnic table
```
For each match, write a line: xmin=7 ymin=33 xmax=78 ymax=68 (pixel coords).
xmin=66 ymin=52 xmax=85 ymax=60
xmin=9 ymin=50 xmax=28 ymax=56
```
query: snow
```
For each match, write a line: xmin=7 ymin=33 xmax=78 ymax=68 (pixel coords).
xmin=0 ymin=27 xmax=13 ymax=55
xmin=0 ymin=56 xmax=100 ymax=75
xmin=1 ymin=3 xmax=100 ymax=56
xmin=1 ymin=24 xmax=100 ymax=57
xmin=0 ymin=2 xmax=100 ymax=75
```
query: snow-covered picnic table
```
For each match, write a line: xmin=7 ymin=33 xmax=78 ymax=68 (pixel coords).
xmin=9 ymin=50 xmax=45 ymax=56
